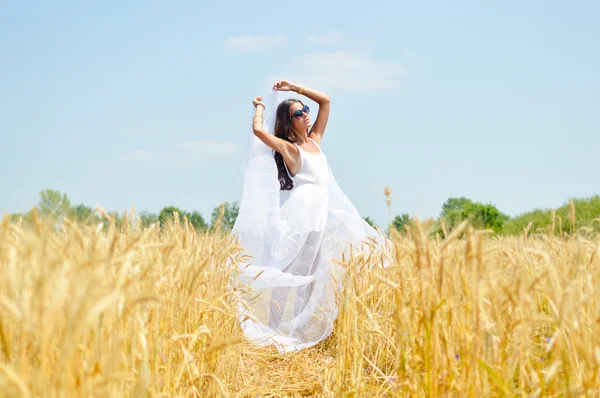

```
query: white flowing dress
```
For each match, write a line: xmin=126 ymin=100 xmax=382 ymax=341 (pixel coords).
xmin=232 ymin=91 xmax=389 ymax=353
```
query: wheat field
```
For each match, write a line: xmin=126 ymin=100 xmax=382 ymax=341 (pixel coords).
xmin=1 ymin=208 xmax=599 ymax=397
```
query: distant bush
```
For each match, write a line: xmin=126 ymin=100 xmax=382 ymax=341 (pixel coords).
xmin=502 ymin=195 xmax=600 ymax=236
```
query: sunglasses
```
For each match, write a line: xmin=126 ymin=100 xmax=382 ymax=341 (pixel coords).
xmin=291 ymin=105 xmax=310 ymax=119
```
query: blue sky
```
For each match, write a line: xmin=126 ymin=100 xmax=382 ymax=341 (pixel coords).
xmin=1 ymin=1 xmax=599 ymax=226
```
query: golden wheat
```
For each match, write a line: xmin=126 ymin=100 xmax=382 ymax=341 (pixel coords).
xmin=0 ymin=208 xmax=599 ymax=397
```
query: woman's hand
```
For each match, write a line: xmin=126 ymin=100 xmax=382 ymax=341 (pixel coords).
xmin=272 ymin=80 xmax=296 ymax=92
xmin=252 ymin=96 xmax=265 ymax=108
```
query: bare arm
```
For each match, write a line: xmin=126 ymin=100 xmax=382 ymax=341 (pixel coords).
xmin=251 ymin=97 xmax=299 ymax=171
xmin=273 ymin=80 xmax=331 ymax=144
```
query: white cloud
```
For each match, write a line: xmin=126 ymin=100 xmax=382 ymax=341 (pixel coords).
xmin=307 ymin=31 xmax=344 ymax=45
xmin=120 ymin=140 xmax=238 ymax=163
xmin=224 ymin=34 xmax=288 ymax=53
xmin=283 ymin=50 xmax=406 ymax=91
xmin=121 ymin=150 xmax=154 ymax=161
xmin=172 ymin=140 xmax=239 ymax=158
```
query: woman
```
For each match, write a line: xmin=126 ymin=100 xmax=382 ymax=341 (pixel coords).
xmin=233 ymin=80 xmax=389 ymax=353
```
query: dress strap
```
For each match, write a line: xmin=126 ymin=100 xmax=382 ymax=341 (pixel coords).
xmin=292 ymin=142 xmax=303 ymax=156
xmin=307 ymin=136 xmax=320 ymax=148
xmin=305 ymin=137 xmax=323 ymax=155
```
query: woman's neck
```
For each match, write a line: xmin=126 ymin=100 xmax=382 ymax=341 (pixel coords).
xmin=294 ymin=130 xmax=309 ymax=145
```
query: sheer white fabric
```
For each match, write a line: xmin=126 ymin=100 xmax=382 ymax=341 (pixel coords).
xmin=232 ymin=91 xmax=390 ymax=353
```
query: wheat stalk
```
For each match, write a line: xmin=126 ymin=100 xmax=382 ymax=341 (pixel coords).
xmin=1 ymin=207 xmax=599 ymax=396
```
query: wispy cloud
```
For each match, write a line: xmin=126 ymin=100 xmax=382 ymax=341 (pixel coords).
xmin=281 ymin=50 xmax=406 ymax=91
xmin=307 ymin=31 xmax=344 ymax=45
xmin=171 ymin=140 xmax=239 ymax=157
xmin=120 ymin=150 xmax=154 ymax=161
xmin=120 ymin=140 xmax=239 ymax=163
xmin=225 ymin=34 xmax=288 ymax=53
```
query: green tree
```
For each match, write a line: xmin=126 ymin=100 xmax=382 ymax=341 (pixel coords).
xmin=157 ymin=207 xmax=207 ymax=231
xmin=37 ymin=189 xmax=71 ymax=221
xmin=158 ymin=206 xmax=185 ymax=226
xmin=187 ymin=210 xmax=207 ymax=231
xmin=392 ymin=213 xmax=411 ymax=233
xmin=502 ymin=195 xmax=600 ymax=236
xmin=69 ymin=204 xmax=98 ymax=224
xmin=101 ymin=210 xmax=127 ymax=231
xmin=469 ymin=202 xmax=509 ymax=233
xmin=363 ymin=216 xmax=376 ymax=227
xmin=439 ymin=197 xmax=508 ymax=234
xmin=210 ymin=202 xmax=239 ymax=231
xmin=139 ymin=210 xmax=159 ymax=228
xmin=441 ymin=197 xmax=473 ymax=216
xmin=9 ymin=212 xmax=32 ymax=226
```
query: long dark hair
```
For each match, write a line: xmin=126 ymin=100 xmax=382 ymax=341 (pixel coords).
xmin=274 ymin=99 xmax=302 ymax=191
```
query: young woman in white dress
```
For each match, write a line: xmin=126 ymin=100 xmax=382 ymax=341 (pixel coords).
xmin=233 ymin=80 xmax=389 ymax=353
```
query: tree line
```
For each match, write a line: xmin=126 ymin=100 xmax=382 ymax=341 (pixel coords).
xmin=7 ymin=189 xmax=600 ymax=237
xmin=8 ymin=189 xmax=239 ymax=232
xmin=383 ymin=195 xmax=600 ymax=238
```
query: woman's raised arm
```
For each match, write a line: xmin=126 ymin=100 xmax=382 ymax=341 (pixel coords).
xmin=273 ymin=80 xmax=331 ymax=143
xmin=251 ymin=96 xmax=296 ymax=156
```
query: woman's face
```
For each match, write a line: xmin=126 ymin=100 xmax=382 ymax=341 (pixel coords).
xmin=289 ymin=102 xmax=311 ymax=132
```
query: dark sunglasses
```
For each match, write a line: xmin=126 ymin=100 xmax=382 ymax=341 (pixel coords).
xmin=291 ymin=105 xmax=310 ymax=119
